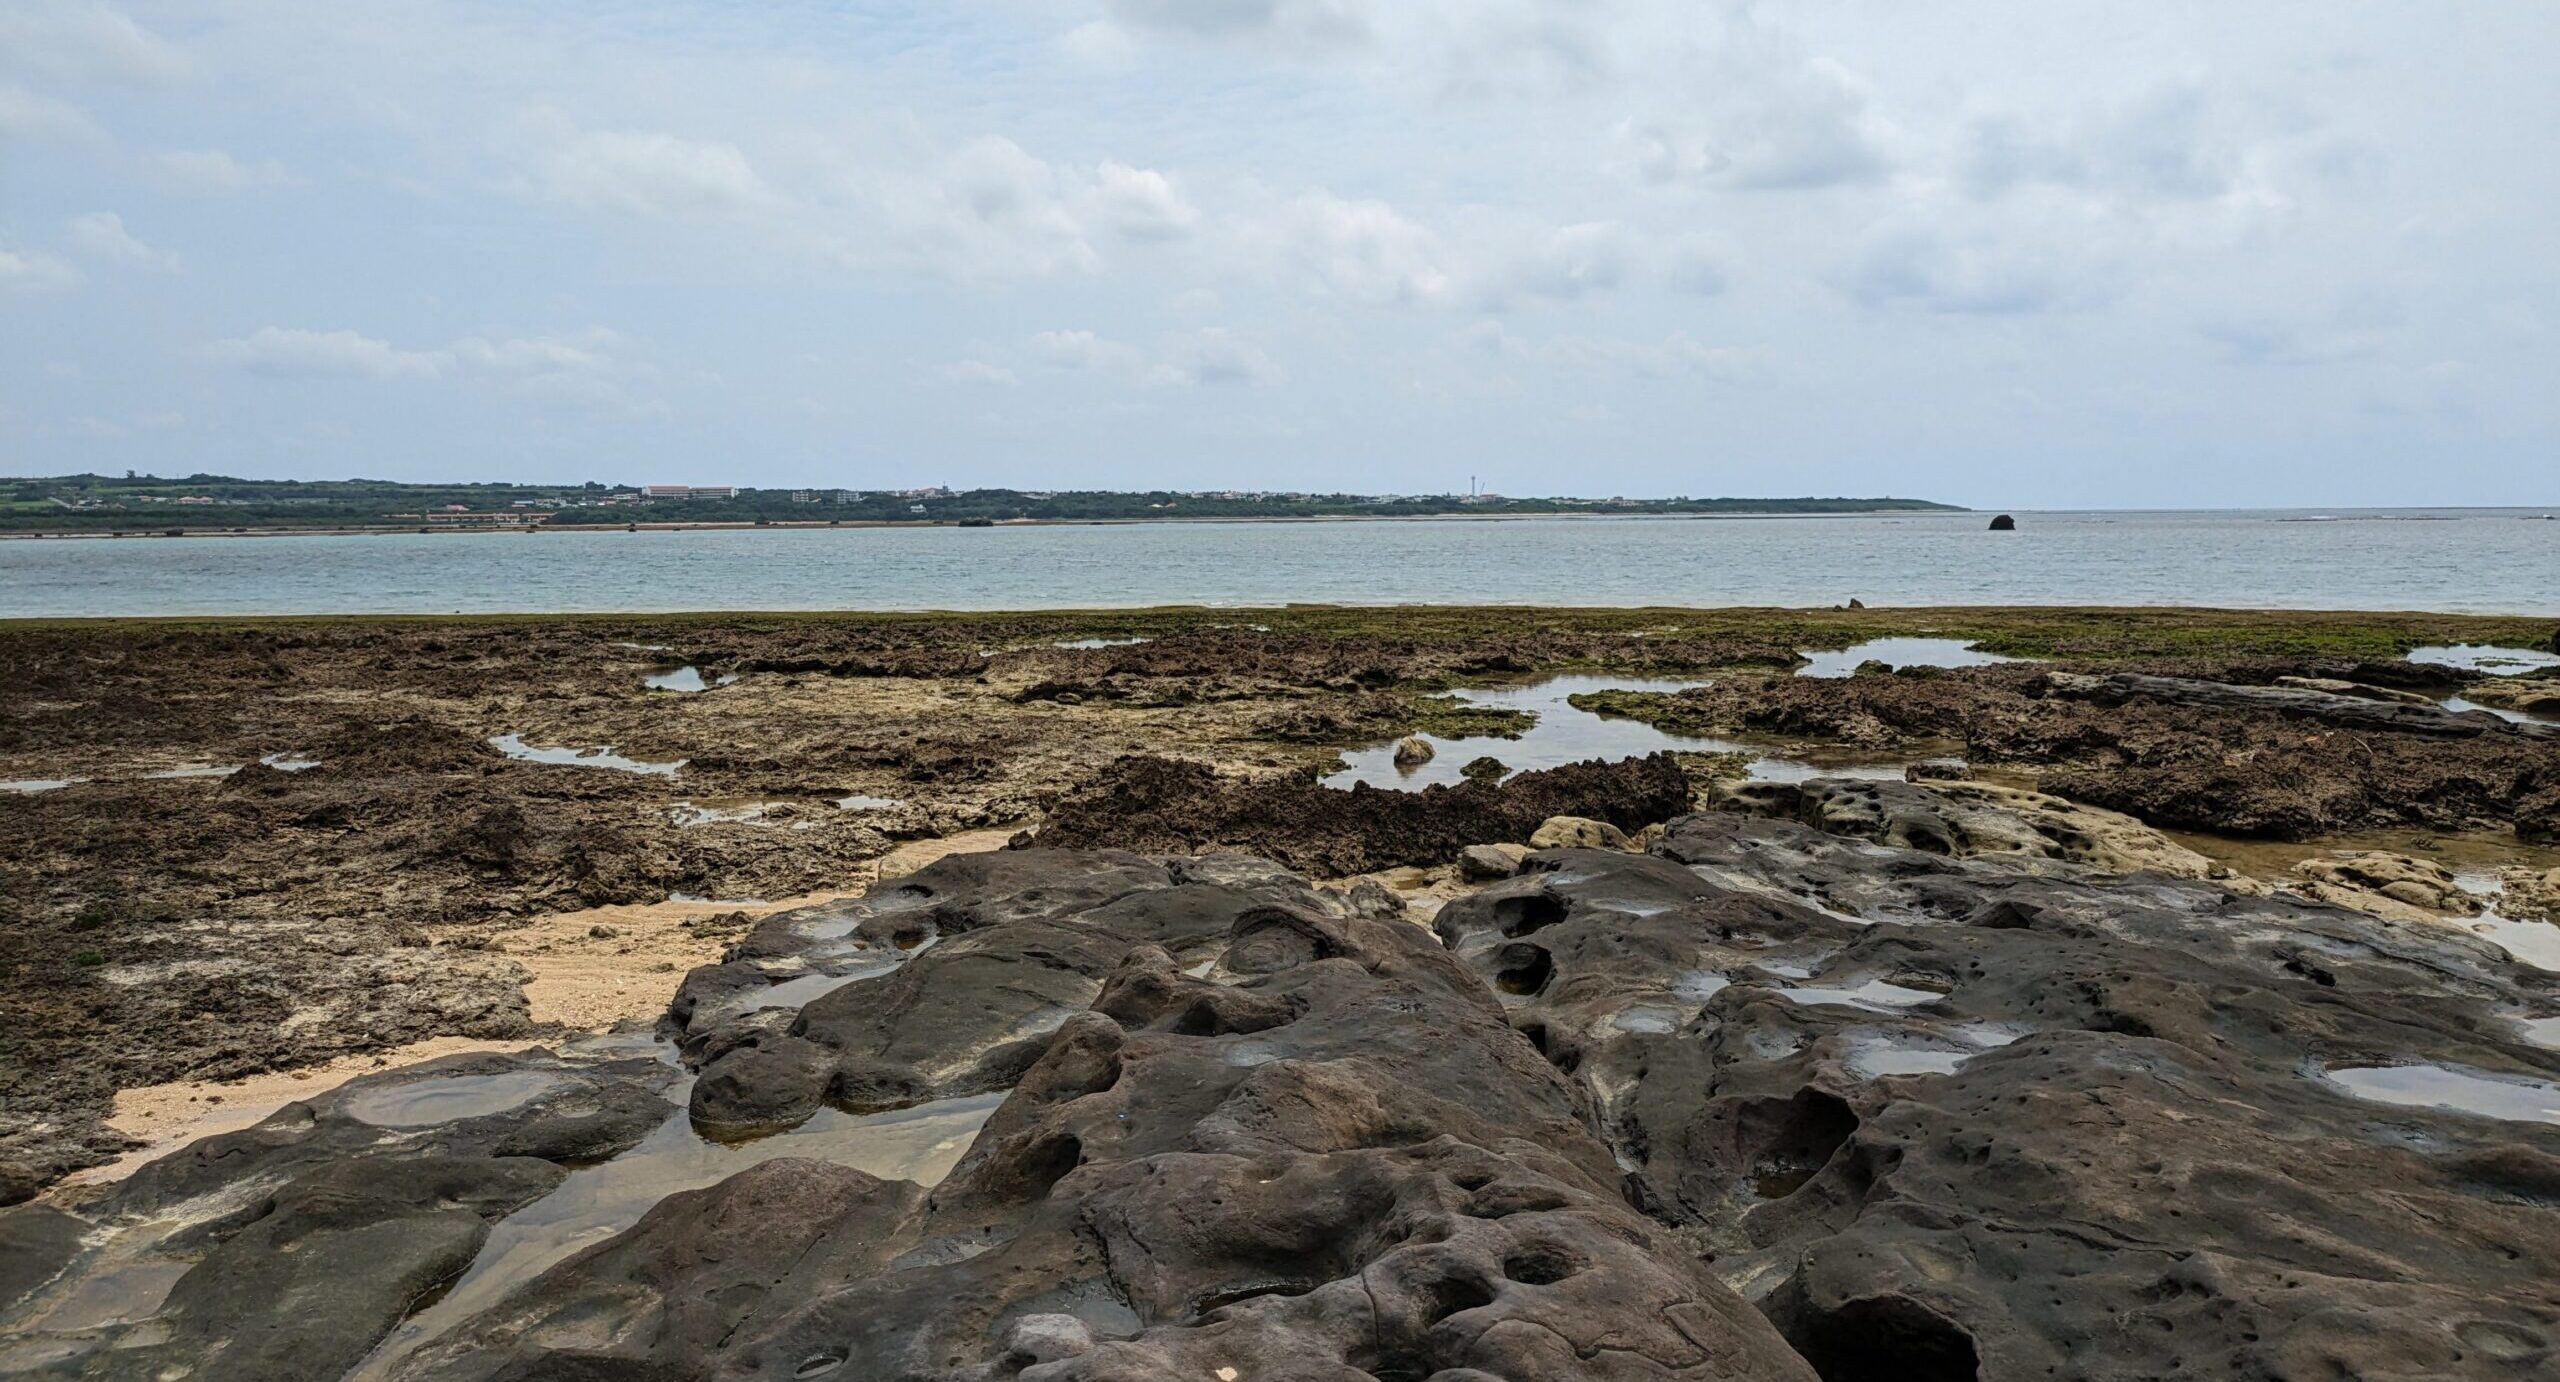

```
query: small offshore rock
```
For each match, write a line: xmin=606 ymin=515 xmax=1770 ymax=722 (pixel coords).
xmin=1851 ymin=658 xmax=1894 ymax=677
xmin=1457 ymin=843 xmax=1529 ymax=882
xmin=1392 ymin=735 xmax=1435 ymax=768
xmin=1459 ymin=755 xmax=1507 ymax=782
xmin=1530 ymin=815 xmax=1631 ymax=850
xmin=1846 ymin=597 xmax=1865 ymax=609
xmin=1988 ymin=513 xmax=2017 ymax=530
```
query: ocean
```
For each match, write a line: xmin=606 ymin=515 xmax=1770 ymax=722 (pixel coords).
xmin=4 ymin=509 xmax=2556 ymax=618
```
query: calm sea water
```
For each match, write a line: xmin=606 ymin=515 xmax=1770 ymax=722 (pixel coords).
xmin=4 ymin=510 xmax=2556 ymax=618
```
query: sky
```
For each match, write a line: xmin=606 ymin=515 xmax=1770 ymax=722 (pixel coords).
xmin=2 ymin=1 xmax=2555 ymax=508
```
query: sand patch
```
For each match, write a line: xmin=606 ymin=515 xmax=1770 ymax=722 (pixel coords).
xmin=71 ymin=1036 xmax=542 ymax=1188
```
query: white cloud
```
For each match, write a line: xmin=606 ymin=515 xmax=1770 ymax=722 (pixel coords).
xmin=1254 ymin=189 xmax=1456 ymax=306
xmin=1153 ymin=327 xmax=1282 ymax=386
xmin=152 ymin=148 xmax=291 ymax=193
xmin=1103 ymin=0 xmax=1373 ymax=52
xmin=1032 ymin=328 xmax=1146 ymax=372
xmin=0 ymin=244 xmax=82 ymax=294
xmin=1026 ymin=326 xmax=1279 ymax=386
xmin=538 ymin=121 xmax=781 ymax=219
xmin=62 ymin=211 xmax=176 ymax=270
xmin=205 ymin=328 xmax=446 ymax=379
xmin=1617 ymin=54 xmax=1894 ymax=191
xmin=944 ymin=359 xmax=1020 ymax=386
xmin=1466 ymin=321 xmax=1754 ymax=378
xmin=0 ymin=4 xmax=189 ymax=87
xmin=0 ymin=82 xmax=106 ymax=144
xmin=1091 ymin=161 xmax=1200 ymax=241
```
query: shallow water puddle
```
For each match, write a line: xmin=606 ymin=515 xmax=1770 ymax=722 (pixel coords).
xmin=1054 ymin=636 xmax=1151 ymax=650
xmin=341 ymin=1071 xmax=564 ymax=1128
xmin=257 ymin=752 xmax=322 ymax=771
xmin=141 ymin=763 xmax=237 ymax=780
xmin=836 ymin=794 xmax=901 ymax=811
xmin=1325 ymin=675 xmax=1729 ymax=790
xmin=350 ymin=1091 xmax=1002 ymax=1378
xmin=644 ymin=665 xmax=738 ymax=692
xmin=1325 ymin=673 xmax=1944 ymax=790
xmin=2516 ymin=1017 xmax=2560 ymax=1050
xmin=0 ymin=777 xmax=81 ymax=793
xmin=671 ymin=799 xmax=785 ymax=827
xmin=2322 ymin=1063 xmax=2560 ymax=1124
xmin=1841 ymin=1025 xmax=2020 ymax=1080
xmin=490 ymin=733 xmax=683 ymax=776
xmin=701 ymin=960 xmax=903 ymax=1026
xmin=2441 ymin=696 xmax=2546 ymax=724
xmin=1776 ymin=979 xmax=1947 ymax=1011
xmin=1796 ymin=637 xmax=2021 ymax=679
xmin=2406 ymin=644 xmax=2560 ymax=675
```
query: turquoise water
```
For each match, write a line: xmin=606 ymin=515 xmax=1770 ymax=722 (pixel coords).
xmin=4 ymin=509 xmax=2557 ymax=617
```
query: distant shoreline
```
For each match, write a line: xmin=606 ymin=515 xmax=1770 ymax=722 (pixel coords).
xmin=0 ymin=509 xmax=1978 ymax=541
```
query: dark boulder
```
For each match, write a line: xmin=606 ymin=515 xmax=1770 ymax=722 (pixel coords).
xmin=1987 ymin=513 xmax=2016 ymax=530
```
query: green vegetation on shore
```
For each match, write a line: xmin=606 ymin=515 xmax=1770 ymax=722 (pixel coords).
xmin=1 ymin=472 xmax=1959 ymax=534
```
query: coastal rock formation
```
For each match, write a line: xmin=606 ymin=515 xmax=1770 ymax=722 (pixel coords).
xmin=1434 ymin=800 xmax=2560 ymax=1379
xmin=2288 ymin=850 xmax=2484 ymax=922
xmin=1393 ymin=734 xmax=1435 ymax=767
xmin=1583 ymin=665 xmax=2560 ymax=841
xmin=1 ymin=1048 xmax=680 ymax=1378
xmin=1032 ymin=753 xmax=1691 ymax=875
xmin=12 ymin=789 xmax=2560 ymax=1379
xmin=2460 ymin=677 xmax=2560 ymax=717
xmin=1708 ymin=776 xmax=2222 ymax=877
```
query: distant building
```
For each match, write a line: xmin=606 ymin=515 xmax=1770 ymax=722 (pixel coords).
xmin=689 ymin=486 xmax=738 ymax=500
xmin=642 ymin=484 xmax=738 ymax=500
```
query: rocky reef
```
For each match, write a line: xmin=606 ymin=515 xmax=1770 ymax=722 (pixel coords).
xmin=9 ymin=772 xmax=2560 ymax=1379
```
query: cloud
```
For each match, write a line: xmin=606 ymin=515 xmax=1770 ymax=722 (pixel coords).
xmin=1255 ymin=189 xmax=1457 ymax=306
xmin=0 ymin=243 xmax=82 ymax=294
xmin=538 ymin=122 xmax=781 ymax=219
xmin=1103 ymin=0 xmax=1372 ymax=51
xmin=0 ymin=4 xmax=189 ymax=87
xmin=1027 ymin=326 xmax=1279 ymax=385
xmin=61 ymin=211 xmax=176 ymax=270
xmin=1960 ymin=82 xmax=2249 ymax=204
xmin=204 ymin=327 xmax=446 ymax=379
xmin=1618 ymin=55 xmax=1894 ymax=191
xmin=1153 ymin=327 xmax=1282 ymax=386
xmin=1465 ymin=321 xmax=1754 ymax=378
xmin=152 ymin=147 xmax=291 ymax=193
xmin=1032 ymin=328 xmax=1146 ymax=373
xmin=1092 ymin=161 xmax=1201 ymax=241
xmin=944 ymin=359 xmax=1020 ymax=386
xmin=1837 ymin=231 xmax=2079 ymax=316
xmin=0 ymin=82 xmax=106 ymax=144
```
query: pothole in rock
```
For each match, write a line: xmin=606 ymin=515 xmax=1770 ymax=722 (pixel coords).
xmin=341 ymin=1071 xmax=565 ymax=1128
xmin=1840 ymin=1026 xmax=2021 ymax=1080
xmin=1776 ymin=979 xmax=1948 ymax=1011
xmin=2320 ymin=1062 xmax=2560 ymax=1124
xmin=1795 ymin=638 xmax=2022 ymax=679
xmin=348 ymin=1090 xmax=1002 ymax=1380
xmin=490 ymin=734 xmax=684 ymax=776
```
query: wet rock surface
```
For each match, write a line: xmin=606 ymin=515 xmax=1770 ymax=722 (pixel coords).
xmin=1435 ymin=805 xmax=2560 ymax=1380
xmin=13 ymin=788 xmax=2560 ymax=1379
xmin=0 ymin=1047 xmax=680 ymax=1378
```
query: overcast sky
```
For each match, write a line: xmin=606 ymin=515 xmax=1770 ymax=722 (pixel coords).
xmin=3 ymin=2 xmax=2554 ymax=507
